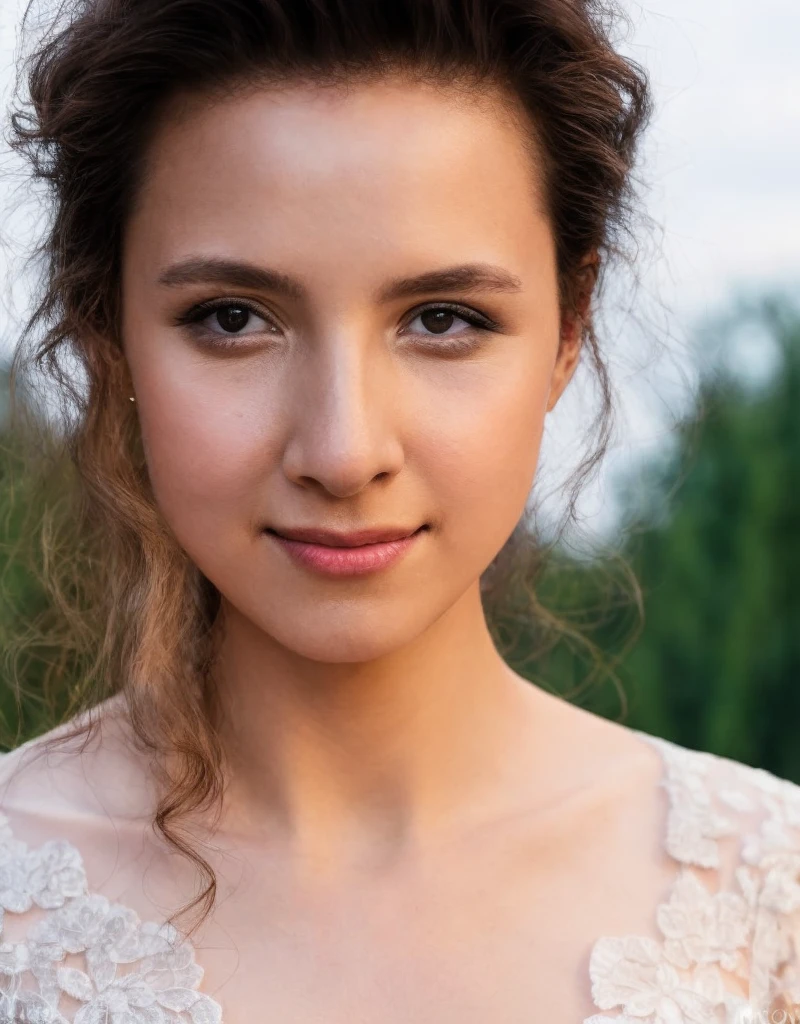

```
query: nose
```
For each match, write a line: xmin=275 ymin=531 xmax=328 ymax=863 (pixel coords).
xmin=279 ymin=332 xmax=405 ymax=499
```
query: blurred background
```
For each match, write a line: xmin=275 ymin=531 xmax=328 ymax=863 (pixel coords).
xmin=0 ymin=0 xmax=797 ymax=774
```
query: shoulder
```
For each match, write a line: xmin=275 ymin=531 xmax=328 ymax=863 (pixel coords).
xmin=0 ymin=697 xmax=138 ymax=930
xmin=0 ymin=730 xmax=96 ymax=956
xmin=0 ymin=703 xmax=224 ymax=1024
xmin=644 ymin=731 xmax=800 ymax=1013
xmin=0 ymin=697 xmax=165 ymax=924
xmin=641 ymin=730 xmax=800 ymax=869
xmin=0 ymin=695 xmax=158 ymax=828
xmin=587 ymin=730 xmax=800 ymax=1021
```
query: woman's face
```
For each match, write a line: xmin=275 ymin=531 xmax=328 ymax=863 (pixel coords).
xmin=121 ymin=77 xmax=581 ymax=662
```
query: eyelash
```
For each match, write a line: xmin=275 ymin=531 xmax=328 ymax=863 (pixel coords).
xmin=174 ymin=298 xmax=502 ymax=353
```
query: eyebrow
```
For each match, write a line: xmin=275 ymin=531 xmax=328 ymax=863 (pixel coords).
xmin=157 ymin=256 xmax=523 ymax=302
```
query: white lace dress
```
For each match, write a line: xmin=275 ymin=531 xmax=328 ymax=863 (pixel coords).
xmin=2 ymin=729 xmax=800 ymax=1024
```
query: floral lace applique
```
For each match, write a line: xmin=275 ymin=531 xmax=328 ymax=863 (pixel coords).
xmin=0 ymin=812 xmax=223 ymax=1024
xmin=585 ymin=732 xmax=800 ymax=1024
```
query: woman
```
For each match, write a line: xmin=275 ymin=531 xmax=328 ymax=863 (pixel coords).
xmin=0 ymin=0 xmax=797 ymax=1021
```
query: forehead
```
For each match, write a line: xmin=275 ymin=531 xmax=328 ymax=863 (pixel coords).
xmin=126 ymin=76 xmax=552 ymax=276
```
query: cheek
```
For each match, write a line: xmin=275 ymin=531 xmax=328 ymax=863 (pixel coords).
xmin=420 ymin=354 xmax=552 ymax=557
xmin=131 ymin=347 xmax=279 ymax=538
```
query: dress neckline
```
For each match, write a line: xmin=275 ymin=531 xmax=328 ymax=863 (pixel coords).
xmin=0 ymin=726 xmax=709 ymax=1024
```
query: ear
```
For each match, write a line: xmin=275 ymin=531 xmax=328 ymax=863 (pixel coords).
xmin=546 ymin=251 xmax=599 ymax=413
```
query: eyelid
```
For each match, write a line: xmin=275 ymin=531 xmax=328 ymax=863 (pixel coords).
xmin=401 ymin=301 xmax=502 ymax=332
xmin=173 ymin=296 xmax=277 ymax=328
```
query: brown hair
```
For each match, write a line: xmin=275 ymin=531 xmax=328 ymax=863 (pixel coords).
xmin=2 ymin=0 xmax=651 ymax=935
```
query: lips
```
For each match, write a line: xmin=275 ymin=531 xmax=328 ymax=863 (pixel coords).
xmin=268 ymin=525 xmax=427 ymax=548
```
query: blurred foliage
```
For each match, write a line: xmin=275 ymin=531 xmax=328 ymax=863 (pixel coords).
xmin=616 ymin=295 xmax=799 ymax=780
xmin=0 ymin=294 xmax=797 ymax=778
xmin=0 ymin=378 xmax=79 ymax=746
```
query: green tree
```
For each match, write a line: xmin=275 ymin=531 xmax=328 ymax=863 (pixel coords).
xmin=610 ymin=296 xmax=800 ymax=776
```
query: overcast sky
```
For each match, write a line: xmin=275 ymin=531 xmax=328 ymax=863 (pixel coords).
xmin=621 ymin=0 xmax=799 ymax=312
xmin=0 ymin=0 xmax=797 ymax=541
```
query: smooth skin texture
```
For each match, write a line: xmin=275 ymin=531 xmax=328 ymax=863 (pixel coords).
xmin=0 ymin=77 xmax=674 ymax=1021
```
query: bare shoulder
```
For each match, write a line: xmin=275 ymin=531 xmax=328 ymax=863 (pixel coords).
xmin=538 ymin=687 xmax=800 ymax=870
xmin=0 ymin=694 xmax=159 ymax=839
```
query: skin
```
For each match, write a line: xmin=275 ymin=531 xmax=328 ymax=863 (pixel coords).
xmin=0 ymin=76 xmax=675 ymax=1021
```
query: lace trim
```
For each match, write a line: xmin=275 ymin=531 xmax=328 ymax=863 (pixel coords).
xmin=0 ymin=812 xmax=223 ymax=1024
xmin=585 ymin=732 xmax=800 ymax=1024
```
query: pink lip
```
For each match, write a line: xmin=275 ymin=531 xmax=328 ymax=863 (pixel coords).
xmin=269 ymin=525 xmax=421 ymax=546
xmin=267 ymin=527 xmax=427 ymax=576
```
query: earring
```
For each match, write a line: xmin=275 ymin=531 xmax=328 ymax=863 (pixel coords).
xmin=129 ymin=396 xmax=136 ymax=402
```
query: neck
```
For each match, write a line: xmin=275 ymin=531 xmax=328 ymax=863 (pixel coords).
xmin=211 ymin=584 xmax=552 ymax=871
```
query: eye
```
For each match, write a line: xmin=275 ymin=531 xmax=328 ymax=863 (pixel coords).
xmin=208 ymin=303 xmax=266 ymax=335
xmin=402 ymin=303 xmax=501 ymax=349
xmin=175 ymin=299 xmax=278 ymax=345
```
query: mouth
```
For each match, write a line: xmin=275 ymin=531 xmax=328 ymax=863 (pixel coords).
xmin=264 ymin=525 xmax=430 ymax=576
xmin=266 ymin=524 xmax=429 ymax=548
